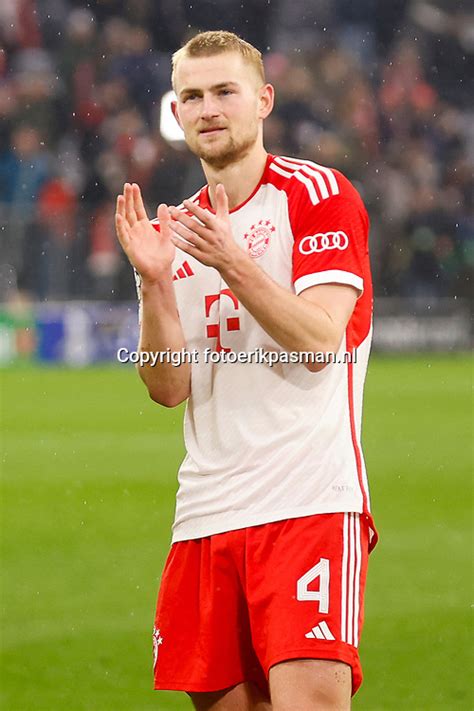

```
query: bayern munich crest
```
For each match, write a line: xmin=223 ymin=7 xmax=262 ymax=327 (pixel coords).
xmin=244 ymin=219 xmax=275 ymax=258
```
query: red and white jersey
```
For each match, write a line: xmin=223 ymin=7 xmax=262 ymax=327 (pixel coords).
xmin=143 ymin=154 xmax=374 ymax=544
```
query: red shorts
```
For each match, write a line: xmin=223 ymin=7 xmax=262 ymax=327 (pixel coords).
xmin=153 ymin=513 xmax=371 ymax=697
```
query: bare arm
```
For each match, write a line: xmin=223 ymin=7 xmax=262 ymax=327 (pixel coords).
xmin=168 ymin=184 xmax=358 ymax=372
xmin=115 ymin=183 xmax=190 ymax=405
xmin=219 ymin=251 xmax=357 ymax=371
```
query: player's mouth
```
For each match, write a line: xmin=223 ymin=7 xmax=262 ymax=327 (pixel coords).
xmin=199 ymin=127 xmax=226 ymax=135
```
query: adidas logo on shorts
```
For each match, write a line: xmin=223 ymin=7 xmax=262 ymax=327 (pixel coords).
xmin=305 ymin=621 xmax=335 ymax=640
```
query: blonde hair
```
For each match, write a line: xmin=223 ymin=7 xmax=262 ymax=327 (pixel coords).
xmin=172 ymin=31 xmax=265 ymax=91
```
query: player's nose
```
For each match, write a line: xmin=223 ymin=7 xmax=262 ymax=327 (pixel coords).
xmin=199 ymin=93 xmax=220 ymax=120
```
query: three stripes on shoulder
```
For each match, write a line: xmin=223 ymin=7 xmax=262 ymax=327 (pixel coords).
xmin=270 ymin=156 xmax=340 ymax=205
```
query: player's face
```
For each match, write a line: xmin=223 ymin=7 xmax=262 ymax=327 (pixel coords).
xmin=173 ymin=52 xmax=266 ymax=169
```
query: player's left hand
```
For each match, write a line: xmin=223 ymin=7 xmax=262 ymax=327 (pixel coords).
xmin=168 ymin=184 xmax=245 ymax=272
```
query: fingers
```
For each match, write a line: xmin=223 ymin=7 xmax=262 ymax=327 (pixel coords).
xmin=132 ymin=183 xmax=148 ymax=221
xmin=169 ymin=218 xmax=204 ymax=248
xmin=124 ymin=183 xmax=137 ymax=226
xmin=116 ymin=193 xmax=125 ymax=219
xmin=183 ymin=184 xmax=228 ymax=221
xmin=167 ymin=206 xmax=205 ymax=246
xmin=116 ymin=182 xmax=144 ymax=245
xmin=183 ymin=199 xmax=213 ymax=225
xmin=157 ymin=203 xmax=172 ymax=239
xmin=215 ymin=183 xmax=229 ymax=218
xmin=169 ymin=206 xmax=210 ymax=237
xmin=115 ymin=196 xmax=131 ymax=249
xmin=169 ymin=233 xmax=199 ymax=258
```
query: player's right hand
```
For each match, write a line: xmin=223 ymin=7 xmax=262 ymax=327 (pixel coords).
xmin=115 ymin=183 xmax=175 ymax=283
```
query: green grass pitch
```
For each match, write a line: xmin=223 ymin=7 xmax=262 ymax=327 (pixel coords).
xmin=1 ymin=355 xmax=472 ymax=710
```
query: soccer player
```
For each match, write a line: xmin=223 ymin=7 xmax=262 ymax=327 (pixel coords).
xmin=115 ymin=30 xmax=377 ymax=711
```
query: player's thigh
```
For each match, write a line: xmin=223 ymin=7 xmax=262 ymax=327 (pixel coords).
xmin=269 ymin=658 xmax=351 ymax=711
xmin=247 ymin=512 xmax=370 ymax=696
xmin=189 ymin=681 xmax=272 ymax=711
xmin=153 ymin=534 xmax=267 ymax=694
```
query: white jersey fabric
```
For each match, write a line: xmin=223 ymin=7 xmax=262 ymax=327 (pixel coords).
xmin=140 ymin=154 xmax=374 ymax=543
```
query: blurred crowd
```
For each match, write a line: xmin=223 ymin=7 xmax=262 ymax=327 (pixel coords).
xmin=0 ymin=0 xmax=472 ymax=302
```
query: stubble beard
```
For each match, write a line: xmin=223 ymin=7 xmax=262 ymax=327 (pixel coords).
xmin=191 ymin=126 xmax=258 ymax=170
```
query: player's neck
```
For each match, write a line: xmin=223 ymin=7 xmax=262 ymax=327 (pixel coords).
xmin=203 ymin=144 xmax=268 ymax=211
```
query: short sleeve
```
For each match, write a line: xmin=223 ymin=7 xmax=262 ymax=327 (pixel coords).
xmin=291 ymin=194 xmax=369 ymax=296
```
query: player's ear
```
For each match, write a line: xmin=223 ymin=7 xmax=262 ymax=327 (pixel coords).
xmin=258 ymin=83 xmax=274 ymax=120
xmin=171 ymin=100 xmax=183 ymax=129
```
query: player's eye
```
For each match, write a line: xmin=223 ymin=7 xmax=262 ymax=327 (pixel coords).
xmin=219 ymin=89 xmax=233 ymax=96
xmin=183 ymin=94 xmax=199 ymax=102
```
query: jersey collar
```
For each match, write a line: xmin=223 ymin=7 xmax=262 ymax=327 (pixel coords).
xmin=199 ymin=153 xmax=274 ymax=214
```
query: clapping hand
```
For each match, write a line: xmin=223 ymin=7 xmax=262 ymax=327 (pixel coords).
xmin=115 ymin=183 xmax=175 ymax=284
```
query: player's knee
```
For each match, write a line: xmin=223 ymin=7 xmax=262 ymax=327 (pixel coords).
xmin=272 ymin=683 xmax=350 ymax=711
xmin=269 ymin=659 xmax=351 ymax=711
xmin=273 ymin=693 xmax=349 ymax=711
xmin=188 ymin=682 xmax=271 ymax=711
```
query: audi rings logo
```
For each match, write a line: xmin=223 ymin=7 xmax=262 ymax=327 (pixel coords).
xmin=299 ymin=231 xmax=349 ymax=255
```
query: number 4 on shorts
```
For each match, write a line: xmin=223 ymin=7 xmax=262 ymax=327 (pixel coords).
xmin=296 ymin=558 xmax=330 ymax=614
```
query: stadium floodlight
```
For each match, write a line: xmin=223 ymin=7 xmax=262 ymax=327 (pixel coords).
xmin=160 ymin=91 xmax=185 ymax=144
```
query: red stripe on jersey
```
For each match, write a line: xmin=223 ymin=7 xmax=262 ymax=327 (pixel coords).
xmin=199 ymin=154 xmax=275 ymax=214
xmin=182 ymin=261 xmax=194 ymax=276
xmin=347 ymin=361 xmax=368 ymax=513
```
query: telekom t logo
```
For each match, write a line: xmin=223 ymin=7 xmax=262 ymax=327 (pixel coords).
xmin=205 ymin=289 xmax=240 ymax=352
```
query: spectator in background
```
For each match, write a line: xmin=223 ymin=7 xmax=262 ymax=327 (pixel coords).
xmin=0 ymin=125 xmax=52 ymax=295
xmin=1 ymin=0 xmax=472 ymax=302
xmin=59 ymin=7 xmax=98 ymax=118
xmin=4 ymin=123 xmax=51 ymax=218
xmin=35 ymin=176 xmax=78 ymax=299
xmin=107 ymin=26 xmax=162 ymax=122
xmin=87 ymin=198 xmax=121 ymax=299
